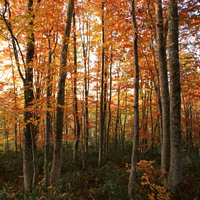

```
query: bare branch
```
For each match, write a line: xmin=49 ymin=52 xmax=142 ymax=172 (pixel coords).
xmin=2 ymin=0 xmax=25 ymax=82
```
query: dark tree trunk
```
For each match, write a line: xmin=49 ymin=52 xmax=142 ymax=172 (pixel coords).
xmin=73 ymin=12 xmax=81 ymax=162
xmin=98 ymin=1 xmax=105 ymax=169
xmin=95 ymin=73 xmax=99 ymax=152
xmin=23 ymin=0 xmax=39 ymax=191
xmin=115 ymin=72 xmax=120 ymax=150
xmin=106 ymin=52 xmax=112 ymax=156
xmin=122 ymin=91 xmax=128 ymax=151
xmin=12 ymin=68 xmax=18 ymax=154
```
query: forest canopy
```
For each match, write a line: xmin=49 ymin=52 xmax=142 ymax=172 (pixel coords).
xmin=0 ymin=0 xmax=199 ymax=199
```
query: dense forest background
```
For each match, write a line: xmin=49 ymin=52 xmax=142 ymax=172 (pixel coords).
xmin=0 ymin=0 xmax=199 ymax=199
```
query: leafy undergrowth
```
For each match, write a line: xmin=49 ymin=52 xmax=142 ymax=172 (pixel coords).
xmin=182 ymin=153 xmax=200 ymax=200
xmin=0 ymin=147 xmax=199 ymax=199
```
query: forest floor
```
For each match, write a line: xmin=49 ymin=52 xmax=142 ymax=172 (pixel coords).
xmin=0 ymin=143 xmax=199 ymax=199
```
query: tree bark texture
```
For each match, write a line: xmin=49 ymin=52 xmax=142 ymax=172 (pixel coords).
xmin=22 ymin=0 xmax=39 ymax=191
xmin=128 ymin=0 xmax=139 ymax=199
xmin=168 ymin=0 xmax=182 ymax=198
xmin=155 ymin=0 xmax=170 ymax=184
xmin=50 ymin=0 xmax=74 ymax=187
xmin=3 ymin=0 xmax=37 ymax=191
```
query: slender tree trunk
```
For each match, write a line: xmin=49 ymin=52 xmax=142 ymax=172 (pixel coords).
xmin=141 ymin=90 xmax=148 ymax=157
xmin=12 ymin=68 xmax=18 ymax=154
xmin=23 ymin=0 xmax=39 ymax=191
xmin=44 ymin=30 xmax=56 ymax=186
xmin=106 ymin=53 xmax=112 ymax=156
xmin=45 ymin=62 xmax=51 ymax=187
xmin=80 ymin=19 xmax=90 ymax=153
xmin=3 ymin=0 xmax=38 ymax=191
xmin=128 ymin=0 xmax=139 ymax=198
xmin=84 ymin=69 xmax=89 ymax=153
xmin=189 ymin=102 xmax=194 ymax=154
xmin=95 ymin=74 xmax=99 ymax=152
xmin=150 ymin=81 xmax=154 ymax=154
xmin=103 ymin=59 xmax=108 ymax=153
xmin=149 ymin=32 xmax=163 ymax=141
xmin=80 ymin=113 xmax=86 ymax=170
xmin=73 ymin=12 xmax=81 ymax=161
xmin=82 ymin=44 xmax=89 ymax=153
xmin=168 ymin=0 xmax=182 ymax=198
xmin=50 ymin=0 xmax=74 ymax=187
xmin=98 ymin=1 xmax=105 ymax=169
xmin=141 ymin=32 xmax=163 ymax=144
xmin=3 ymin=117 xmax=8 ymax=152
xmin=155 ymin=0 xmax=170 ymax=184
xmin=122 ymin=91 xmax=128 ymax=150
xmin=115 ymin=73 xmax=120 ymax=150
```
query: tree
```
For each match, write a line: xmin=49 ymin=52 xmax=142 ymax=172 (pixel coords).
xmin=73 ymin=11 xmax=81 ymax=162
xmin=168 ymin=0 xmax=182 ymax=198
xmin=127 ymin=0 xmax=140 ymax=198
xmin=98 ymin=0 xmax=105 ymax=169
xmin=44 ymin=22 xmax=58 ymax=188
xmin=1 ymin=0 xmax=41 ymax=191
xmin=50 ymin=0 xmax=74 ymax=187
xmin=155 ymin=0 xmax=170 ymax=185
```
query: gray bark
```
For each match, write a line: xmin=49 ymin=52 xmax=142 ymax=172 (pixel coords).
xmin=128 ymin=0 xmax=139 ymax=199
xmin=155 ymin=0 xmax=170 ymax=184
xmin=168 ymin=0 xmax=182 ymax=198
xmin=50 ymin=0 xmax=74 ymax=187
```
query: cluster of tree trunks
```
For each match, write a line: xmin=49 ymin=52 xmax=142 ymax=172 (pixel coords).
xmin=2 ymin=0 xmax=74 ymax=191
xmin=2 ymin=0 xmax=183 ymax=198
xmin=128 ymin=0 xmax=182 ymax=199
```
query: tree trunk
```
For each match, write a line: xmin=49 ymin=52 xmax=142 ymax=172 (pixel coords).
xmin=80 ymin=17 xmax=90 ymax=153
xmin=103 ymin=58 xmax=108 ymax=153
xmin=12 ymin=68 xmax=18 ymax=154
xmin=80 ymin=113 xmax=86 ymax=170
xmin=106 ymin=52 xmax=112 ymax=156
xmin=73 ymin=12 xmax=81 ymax=162
xmin=23 ymin=0 xmax=38 ymax=191
xmin=98 ymin=1 xmax=105 ymax=169
xmin=44 ymin=30 xmax=56 ymax=186
xmin=50 ymin=0 xmax=74 ymax=187
xmin=128 ymin=0 xmax=139 ymax=198
xmin=155 ymin=0 xmax=170 ymax=184
xmin=122 ymin=91 xmax=128 ymax=151
xmin=168 ymin=0 xmax=182 ymax=198
xmin=95 ymin=72 xmax=99 ymax=152
xmin=2 ymin=0 xmax=38 ymax=191
xmin=149 ymin=32 xmax=163 ymax=144
xmin=150 ymin=81 xmax=154 ymax=154
xmin=115 ymin=72 xmax=120 ymax=150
